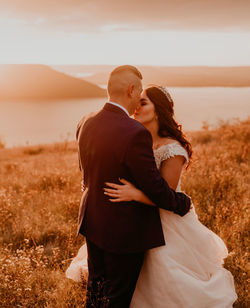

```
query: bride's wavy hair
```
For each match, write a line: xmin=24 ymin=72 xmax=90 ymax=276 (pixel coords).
xmin=145 ymin=86 xmax=193 ymax=167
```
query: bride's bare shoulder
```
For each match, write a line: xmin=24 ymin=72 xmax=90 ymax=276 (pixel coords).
xmin=161 ymin=137 xmax=178 ymax=145
xmin=154 ymin=137 xmax=178 ymax=149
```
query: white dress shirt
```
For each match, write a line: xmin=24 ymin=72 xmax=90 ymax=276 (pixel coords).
xmin=107 ymin=101 xmax=130 ymax=117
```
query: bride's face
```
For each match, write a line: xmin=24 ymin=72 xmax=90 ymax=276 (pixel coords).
xmin=134 ymin=90 xmax=157 ymax=125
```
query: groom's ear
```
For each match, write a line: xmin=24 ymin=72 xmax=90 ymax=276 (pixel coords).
xmin=127 ymin=84 xmax=134 ymax=98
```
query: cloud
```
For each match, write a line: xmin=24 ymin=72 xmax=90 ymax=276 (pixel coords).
xmin=0 ymin=0 xmax=250 ymax=32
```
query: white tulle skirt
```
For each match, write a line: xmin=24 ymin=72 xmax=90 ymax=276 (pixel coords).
xmin=66 ymin=207 xmax=237 ymax=307
xmin=130 ymin=207 xmax=237 ymax=308
xmin=65 ymin=244 xmax=88 ymax=282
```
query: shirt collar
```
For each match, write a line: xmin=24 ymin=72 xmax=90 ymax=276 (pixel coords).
xmin=107 ymin=101 xmax=130 ymax=117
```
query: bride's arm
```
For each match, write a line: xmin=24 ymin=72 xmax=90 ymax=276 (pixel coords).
xmin=104 ymin=178 xmax=155 ymax=205
xmin=104 ymin=155 xmax=185 ymax=205
xmin=160 ymin=155 xmax=185 ymax=191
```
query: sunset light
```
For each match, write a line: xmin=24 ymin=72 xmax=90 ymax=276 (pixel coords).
xmin=0 ymin=1 xmax=249 ymax=307
xmin=0 ymin=0 xmax=250 ymax=65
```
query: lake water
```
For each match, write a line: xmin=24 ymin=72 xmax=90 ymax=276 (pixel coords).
xmin=0 ymin=87 xmax=249 ymax=148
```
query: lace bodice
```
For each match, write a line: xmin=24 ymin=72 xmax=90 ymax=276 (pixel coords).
xmin=153 ymin=142 xmax=189 ymax=192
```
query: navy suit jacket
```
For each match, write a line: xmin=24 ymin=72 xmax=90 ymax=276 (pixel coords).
xmin=77 ymin=103 xmax=190 ymax=253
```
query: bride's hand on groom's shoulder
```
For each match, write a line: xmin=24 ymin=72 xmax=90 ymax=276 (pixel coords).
xmin=104 ymin=178 xmax=141 ymax=202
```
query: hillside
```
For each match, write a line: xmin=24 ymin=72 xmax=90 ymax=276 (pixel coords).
xmin=0 ymin=118 xmax=249 ymax=307
xmin=53 ymin=65 xmax=250 ymax=87
xmin=0 ymin=64 xmax=106 ymax=100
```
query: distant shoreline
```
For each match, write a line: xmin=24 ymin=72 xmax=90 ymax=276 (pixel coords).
xmin=53 ymin=65 xmax=250 ymax=88
xmin=2 ymin=85 xmax=250 ymax=103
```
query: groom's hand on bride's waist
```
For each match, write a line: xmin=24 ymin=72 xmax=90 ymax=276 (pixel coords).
xmin=174 ymin=192 xmax=192 ymax=216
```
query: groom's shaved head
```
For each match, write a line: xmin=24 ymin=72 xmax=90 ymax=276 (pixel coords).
xmin=108 ymin=65 xmax=142 ymax=98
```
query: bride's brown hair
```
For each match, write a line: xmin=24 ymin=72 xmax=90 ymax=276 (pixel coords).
xmin=145 ymin=86 xmax=192 ymax=167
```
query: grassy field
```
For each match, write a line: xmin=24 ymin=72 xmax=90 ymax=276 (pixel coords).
xmin=0 ymin=119 xmax=249 ymax=307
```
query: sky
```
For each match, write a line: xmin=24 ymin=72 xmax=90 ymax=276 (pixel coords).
xmin=0 ymin=0 xmax=250 ymax=66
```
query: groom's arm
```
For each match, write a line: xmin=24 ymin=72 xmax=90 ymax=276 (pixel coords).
xmin=125 ymin=128 xmax=191 ymax=216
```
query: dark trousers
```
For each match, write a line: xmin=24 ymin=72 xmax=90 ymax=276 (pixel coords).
xmin=85 ymin=239 xmax=145 ymax=308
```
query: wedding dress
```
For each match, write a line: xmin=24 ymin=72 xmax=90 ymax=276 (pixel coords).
xmin=66 ymin=142 xmax=237 ymax=307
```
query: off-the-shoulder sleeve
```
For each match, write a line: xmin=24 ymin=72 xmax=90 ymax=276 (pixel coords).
xmin=154 ymin=143 xmax=189 ymax=169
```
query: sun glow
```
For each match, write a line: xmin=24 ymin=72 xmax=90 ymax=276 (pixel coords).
xmin=0 ymin=16 xmax=250 ymax=66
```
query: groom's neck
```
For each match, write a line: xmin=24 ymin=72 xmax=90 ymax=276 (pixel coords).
xmin=109 ymin=97 xmax=131 ymax=115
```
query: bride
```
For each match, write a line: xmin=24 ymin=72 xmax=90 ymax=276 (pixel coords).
xmin=66 ymin=86 xmax=237 ymax=307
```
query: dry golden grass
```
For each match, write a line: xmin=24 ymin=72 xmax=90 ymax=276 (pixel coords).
xmin=0 ymin=119 xmax=249 ymax=307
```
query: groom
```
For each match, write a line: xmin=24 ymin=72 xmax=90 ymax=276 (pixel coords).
xmin=76 ymin=65 xmax=191 ymax=308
